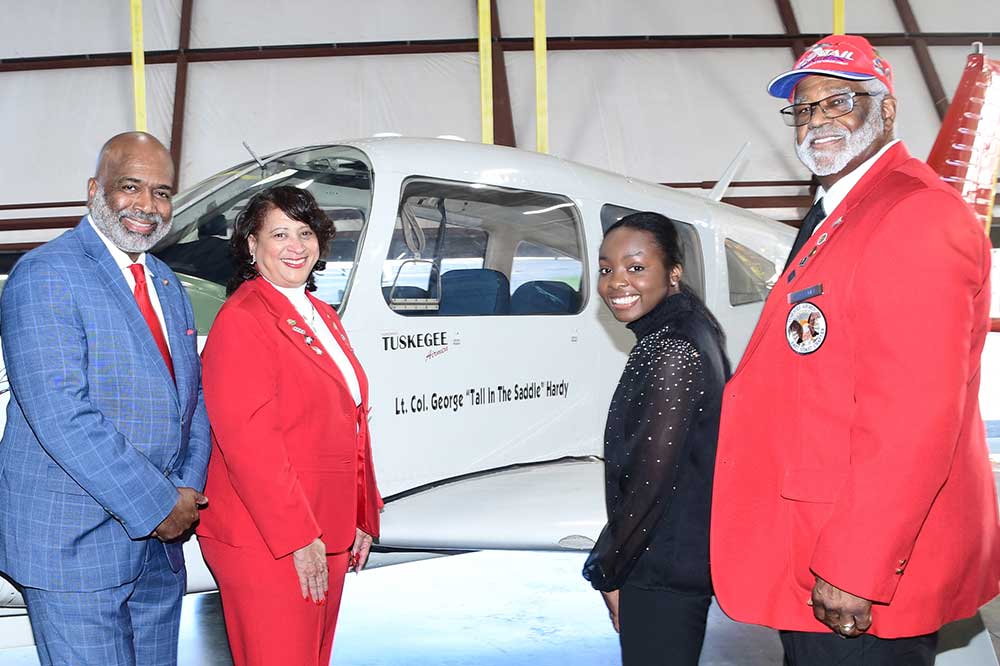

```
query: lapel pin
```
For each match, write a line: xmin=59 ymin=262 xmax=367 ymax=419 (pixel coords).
xmin=292 ymin=326 xmax=306 ymax=335
xmin=831 ymin=217 xmax=843 ymax=229
xmin=787 ymin=269 xmax=797 ymax=283
xmin=817 ymin=232 xmax=828 ymax=245
xmin=287 ymin=319 xmax=297 ymax=326
xmin=162 ymin=278 xmax=169 ymax=286
xmin=305 ymin=336 xmax=314 ymax=345
xmin=311 ymin=346 xmax=324 ymax=355
xmin=799 ymin=256 xmax=808 ymax=267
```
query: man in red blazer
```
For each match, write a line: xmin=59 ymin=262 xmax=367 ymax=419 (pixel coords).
xmin=711 ymin=34 xmax=1000 ymax=665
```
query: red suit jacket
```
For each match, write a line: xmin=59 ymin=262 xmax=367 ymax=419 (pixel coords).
xmin=711 ymin=142 xmax=1000 ymax=638
xmin=198 ymin=278 xmax=381 ymax=558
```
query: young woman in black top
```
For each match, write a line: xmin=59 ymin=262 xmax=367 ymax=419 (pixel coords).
xmin=583 ymin=212 xmax=730 ymax=665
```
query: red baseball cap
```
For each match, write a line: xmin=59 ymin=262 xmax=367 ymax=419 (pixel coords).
xmin=767 ymin=34 xmax=894 ymax=100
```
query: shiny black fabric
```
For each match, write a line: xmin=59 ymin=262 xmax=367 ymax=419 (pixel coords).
xmin=583 ymin=290 xmax=729 ymax=593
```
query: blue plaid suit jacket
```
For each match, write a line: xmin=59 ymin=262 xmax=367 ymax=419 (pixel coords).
xmin=0 ymin=218 xmax=211 ymax=591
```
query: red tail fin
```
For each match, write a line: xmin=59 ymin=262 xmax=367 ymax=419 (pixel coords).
xmin=926 ymin=44 xmax=1000 ymax=234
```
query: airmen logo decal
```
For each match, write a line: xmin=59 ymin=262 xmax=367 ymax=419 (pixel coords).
xmin=786 ymin=302 xmax=826 ymax=354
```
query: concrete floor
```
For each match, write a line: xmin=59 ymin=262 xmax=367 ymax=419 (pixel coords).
xmin=0 ymin=550 xmax=998 ymax=665
xmin=2 ymin=456 xmax=999 ymax=665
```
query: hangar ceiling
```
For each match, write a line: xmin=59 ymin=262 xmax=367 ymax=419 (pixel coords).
xmin=0 ymin=0 xmax=997 ymax=240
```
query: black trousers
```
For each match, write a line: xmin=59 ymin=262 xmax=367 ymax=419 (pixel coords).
xmin=780 ymin=629 xmax=938 ymax=666
xmin=618 ymin=584 xmax=712 ymax=666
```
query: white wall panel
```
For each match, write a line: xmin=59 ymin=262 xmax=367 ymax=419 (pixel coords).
xmin=909 ymin=0 xmax=1000 ymax=33
xmin=879 ymin=46 xmax=941 ymax=160
xmin=0 ymin=64 xmax=176 ymax=205
xmin=179 ymin=54 xmax=481 ymax=189
xmin=505 ymin=48 xmax=807 ymax=184
xmin=789 ymin=0 xmax=903 ymax=34
xmin=189 ymin=0 xmax=476 ymax=48
xmin=499 ymin=0 xmax=782 ymax=37
xmin=1 ymin=1 xmax=181 ymax=59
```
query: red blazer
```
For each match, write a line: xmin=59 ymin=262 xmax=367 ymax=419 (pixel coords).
xmin=197 ymin=278 xmax=381 ymax=558
xmin=711 ymin=142 xmax=1000 ymax=638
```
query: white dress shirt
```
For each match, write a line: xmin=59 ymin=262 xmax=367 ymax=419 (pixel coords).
xmin=811 ymin=138 xmax=901 ymax=236
xmin=266 ymin=279 xmax=362 ymax=406
xmin=87 ymin=215 xmax=171 ymax=352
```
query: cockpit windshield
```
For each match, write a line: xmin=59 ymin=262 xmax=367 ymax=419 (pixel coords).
xmin=152 ymin=145 xmax=373 ymax=311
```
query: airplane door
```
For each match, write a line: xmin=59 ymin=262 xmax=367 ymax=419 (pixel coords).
xmin=349 ymin=176 xmax=605 ymax=498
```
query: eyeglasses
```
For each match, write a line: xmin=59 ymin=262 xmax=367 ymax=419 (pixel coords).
xmin=779 ymin=91 xmax=880 ymax=127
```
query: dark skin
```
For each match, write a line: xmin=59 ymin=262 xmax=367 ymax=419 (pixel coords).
xmin=794 ymin=75 xmax=897 ymax=191
xmin=88 ymin=132 xmax=207 ymax=540
xmin=594 ymin=227 xmax=681 ymax=633
xmin=86 ymin=132 xmax=176 ymax=262
xmin=793 ymin=76 xmax=897 ymax=637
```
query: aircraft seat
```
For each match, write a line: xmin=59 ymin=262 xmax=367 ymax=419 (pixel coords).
xmin=382 ymin=285 xmax=430 ymax=302
xmin=510 ymin=280 xmax=580 ymax=315
xmin=438 ymin=268 xmax=511 ymax=315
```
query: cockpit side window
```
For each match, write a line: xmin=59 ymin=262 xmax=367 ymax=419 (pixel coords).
xmin=724 ymin=238 xmax=776 ymax=306
xmin=383 ymin=177 xmax=585 ymax=317
xmin=153 ymin=146 xmax=373 ymax=313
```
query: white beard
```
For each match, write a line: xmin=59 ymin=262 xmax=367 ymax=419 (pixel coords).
xmin=795 ymin=105 xmax=885 ymax=176
xmin=88 ymin=185 xmax=172 ymax=254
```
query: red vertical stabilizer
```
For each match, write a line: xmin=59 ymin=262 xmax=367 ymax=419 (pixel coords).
xmin=926 ymin=45 xmax=1000 ymax=234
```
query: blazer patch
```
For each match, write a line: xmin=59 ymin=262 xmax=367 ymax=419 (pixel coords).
xmin=786 ymin=302 xmax=826 ymax=355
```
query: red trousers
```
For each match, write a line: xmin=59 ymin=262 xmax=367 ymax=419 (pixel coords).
xmin=199 ymin=537 xmax=349 ymax=666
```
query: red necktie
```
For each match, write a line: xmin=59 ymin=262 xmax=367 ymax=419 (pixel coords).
xmin=129 ymin=263 xmax=175 ymax=381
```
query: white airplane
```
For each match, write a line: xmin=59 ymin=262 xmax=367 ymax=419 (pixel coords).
xmin=0 ymin=137 xmax=995 ymax=665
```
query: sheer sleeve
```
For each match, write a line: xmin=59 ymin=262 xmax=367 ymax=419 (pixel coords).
xmin=583 ymin=339 xmax=706 ymax=591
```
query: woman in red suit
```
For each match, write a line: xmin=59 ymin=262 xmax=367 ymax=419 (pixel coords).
xmin=197 ymin=185 xmax=381 ymax=665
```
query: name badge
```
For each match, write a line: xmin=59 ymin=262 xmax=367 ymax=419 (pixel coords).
xmin=788 ymin=283 xmax=823 ymax=305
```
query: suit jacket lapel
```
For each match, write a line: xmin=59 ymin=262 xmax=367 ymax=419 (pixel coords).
xmin=734 ymin=143 xmax=912 ymax=376
xmin=148 ymin=261 xmax=191 ymax=402
xmin=786 ymin=143 xmax=913 ymax=288
xmin=250 ymin=280 xmax=348 ymax=387
xmin=76 ymin=220 xmax=179 ymax=403
xmin=309 ymin=292 xmax=369 ymax=404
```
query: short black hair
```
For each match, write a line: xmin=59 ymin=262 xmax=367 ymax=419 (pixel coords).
xmin=604 ymin=211 xmax=684 ymax=273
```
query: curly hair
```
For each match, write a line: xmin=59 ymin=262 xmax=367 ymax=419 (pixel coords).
xmin=227 ymin=185 xmax=335 ymax=295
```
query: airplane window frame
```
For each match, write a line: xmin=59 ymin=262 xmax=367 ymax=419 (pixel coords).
xmin=153 ymin=144 xmax=375 ymax=315
xmin=383 ymin=176 xmax=586 ymax=317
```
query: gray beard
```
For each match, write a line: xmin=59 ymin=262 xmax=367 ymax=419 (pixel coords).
xmin=88 ymin=185 xmax=172 ymax=254
xmin=795 ymin=107 xmax=884 ymax=176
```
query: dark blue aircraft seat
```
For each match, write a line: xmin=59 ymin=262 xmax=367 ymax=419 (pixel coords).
xmin=382 ymin=285 xmax=430 ymax=302
xmin=438 ymin=269 xmax=511 ymax=315
xmin=510 ymin=280 xmax=580 ymax=315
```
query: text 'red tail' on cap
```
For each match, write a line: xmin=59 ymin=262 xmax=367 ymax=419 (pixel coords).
xmin=767 ymin=34 xmax=894 ymax=101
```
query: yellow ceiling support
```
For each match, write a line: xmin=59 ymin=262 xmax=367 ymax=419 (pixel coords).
xmin=534 ymin=0 xmax=549 ymax=154
xmin=833 ymin=0 xmax=845 ymax=34
xmin=130 ymin=0 xmax=148 ymax=132
xmin=478 ymin=0 xmax=494 ymax=145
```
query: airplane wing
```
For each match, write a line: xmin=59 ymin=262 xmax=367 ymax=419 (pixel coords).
xmin=378 ymin=457 xmax=605 ymax=551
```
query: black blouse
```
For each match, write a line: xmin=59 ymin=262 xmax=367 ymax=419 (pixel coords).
xmin=583 ymin=290 xmax=729 ymax=593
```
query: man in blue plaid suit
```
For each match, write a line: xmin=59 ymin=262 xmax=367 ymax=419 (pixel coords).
xmin=0 ymin=132 xmax=211 ymax=666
